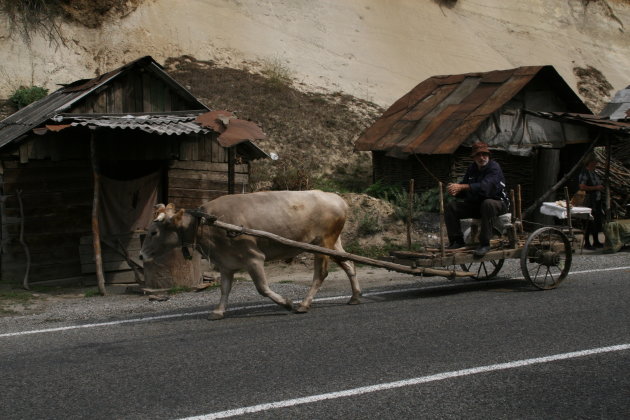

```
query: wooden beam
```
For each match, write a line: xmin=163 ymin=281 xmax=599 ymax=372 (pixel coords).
xmin=90 ymin=130 xmax=106 ymax=296
xmin=208 ymin=219 xmax=474 ymax=278
xmin=228 ymin=147 xmax=235 ymax=194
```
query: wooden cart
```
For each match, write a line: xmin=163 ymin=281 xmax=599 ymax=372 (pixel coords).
xmin=194 ymin=186 xmax=579 ymax=291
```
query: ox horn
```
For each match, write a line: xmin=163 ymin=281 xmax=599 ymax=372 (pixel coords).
xmin=153 ymin=203 xmax=167 ymax=221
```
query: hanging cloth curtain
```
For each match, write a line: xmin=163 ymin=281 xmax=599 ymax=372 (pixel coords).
xmin=98 ymin=171 xmax=160 ymax=236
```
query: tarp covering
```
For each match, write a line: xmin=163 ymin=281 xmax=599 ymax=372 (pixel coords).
xmin=466 ymin=108 xmax=590 ymax=156
xmin=98 ymin=171 xmax=160 ymax=236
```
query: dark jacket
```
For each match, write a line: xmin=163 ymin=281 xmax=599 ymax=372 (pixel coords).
xmin=460 ymin=160 xmax=508 ymax=207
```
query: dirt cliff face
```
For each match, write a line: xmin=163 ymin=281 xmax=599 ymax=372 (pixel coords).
xmin=0 ymin=0 xmax=628 ymax=109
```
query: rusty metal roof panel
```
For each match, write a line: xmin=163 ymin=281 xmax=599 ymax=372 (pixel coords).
xmin=356 ymin=65 xmax=590 ymax=157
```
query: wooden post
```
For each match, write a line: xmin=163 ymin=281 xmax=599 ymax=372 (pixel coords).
xmin=90 ymin=130 xmax=106 ymax=296
xmin=605 ymin=136 xmax=612 ymax=223
xmin=228 ymin=147 xmax=235 ymax=195
xmin=564 ymin=186 xmax=573 ymax=236
xmin=438 ymin=181 xmax=446 ymax=258
xmin=17 ymin=189 xmax=31 ymax=290
xmin=516 ymin=184 xmax=523 ymax=233
xmin=407 ymin=179 xmax=414 ymax=250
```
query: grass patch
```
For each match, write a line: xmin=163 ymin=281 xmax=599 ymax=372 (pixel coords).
xmin=84 ymin=289 xmax=101 ymax=298
xmin=167 ymin=286 xmax=192 ymax=295
xmin=0 ymin=289 xmax=37 ymax=314
xmin=0 ymin=289 xmax=34 ymax=302
xmin=260 ymin=55 xmax=294 ymax=88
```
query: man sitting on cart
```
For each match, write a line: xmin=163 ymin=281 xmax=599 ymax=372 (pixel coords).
xmin=445 ymin=141 xmax=510 ymax=257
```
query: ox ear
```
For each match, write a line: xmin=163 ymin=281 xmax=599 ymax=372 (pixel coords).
xmin=172 ymin=209 xmax=186 ymax=227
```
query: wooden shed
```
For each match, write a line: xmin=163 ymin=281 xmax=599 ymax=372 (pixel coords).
xmin=355 ymin=66 xmax=595 ymax=215
xmin=0 ymin=56 xmax=268 ymax=286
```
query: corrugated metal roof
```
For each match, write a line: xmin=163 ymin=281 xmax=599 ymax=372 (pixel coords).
xmin=51 ymin=112 xmax=212 ymax=136
xmin=600 ymin=86 xmax=630 ymax=121
xmin=525 ymin=111 xmax=630 ymax=134
xmin=39 ymin=111 xmax=270 ymax=160
xmin=0 ymin=56 xmax=207 ymax=150
xmin=355 ymin=65 xmax=591 ymax=158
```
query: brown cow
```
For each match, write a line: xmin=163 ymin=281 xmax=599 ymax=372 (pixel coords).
xmin=139 ymin=190 xmax=361 ymax=320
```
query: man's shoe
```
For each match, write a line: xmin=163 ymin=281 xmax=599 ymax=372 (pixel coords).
xmin=473 ymin=245 xmax=490 ymax=257
xmin=447 ymin=241 xmax=465 ymax=250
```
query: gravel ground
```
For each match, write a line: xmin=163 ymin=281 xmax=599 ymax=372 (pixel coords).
xmin=1 ymin=248 xmax=627 ymax=335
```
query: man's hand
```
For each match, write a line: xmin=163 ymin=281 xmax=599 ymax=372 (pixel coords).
xmin=447 ymin=183 xmax=469 ymax=196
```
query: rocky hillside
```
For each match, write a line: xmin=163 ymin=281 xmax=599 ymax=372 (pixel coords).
xmin=1 ymin=0 xmax=629 ymax=112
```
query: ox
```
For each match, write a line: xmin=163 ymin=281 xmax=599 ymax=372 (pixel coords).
xmin=139 ymin=190 xmax=361 ymax=319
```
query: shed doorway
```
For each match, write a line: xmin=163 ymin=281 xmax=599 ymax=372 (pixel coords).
xmin=97 ymin=160 xmax=165 ymax=236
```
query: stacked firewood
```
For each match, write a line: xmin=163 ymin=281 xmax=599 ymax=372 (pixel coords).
xmin=595 ymin=147 xmax=630 ymax=219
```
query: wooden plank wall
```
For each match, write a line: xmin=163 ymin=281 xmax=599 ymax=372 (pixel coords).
xmin=1 ymin=158 xmax=93 ymax=283
xmin=73 ymin=71 xmax=197 ymax=114
xmin=169 ymin=133 xmax=250 ymax=208
xmin=169 ymin=161 xmax=249 ymax=209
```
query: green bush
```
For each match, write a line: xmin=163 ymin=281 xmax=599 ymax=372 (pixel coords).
xmin=356 ymin=211 xmax=382 ymax=236
xmin=10 ymin=85 xmax=48 ymax=109
xmin=416 ymin=187 xmax=455 ymax=213
xmin=363 ymin=180 xmax=402 ymax=200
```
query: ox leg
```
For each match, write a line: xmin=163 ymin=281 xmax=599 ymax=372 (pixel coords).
xmin=335 ymin=239 xmax=361 ymax=305
xmin=336 ymin=259 xmax=361 ymax=305
xmin=208 ymin=270 xmax=235 ymax=321
xmin=296 ymin=254 xmax=329 ymax=313
xmin=248 ymin=261 xmax=294 ymax=312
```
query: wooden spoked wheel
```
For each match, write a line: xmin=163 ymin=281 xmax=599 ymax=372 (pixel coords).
xmin=460 ymin=259 xmax=505 ymax=280
xmin=520 ymin=227 xmax=572 ymax=290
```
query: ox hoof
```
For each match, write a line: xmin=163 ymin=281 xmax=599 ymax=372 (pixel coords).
xmin=347 ymin=296 xmax=361 ymax=305
xmin=208 ymin=312 xmax=225 ymax=321
xmin=283 ymin=299 xmax=294 ymax=312
xmin=294 ymin=305 xmax=309 ymax=314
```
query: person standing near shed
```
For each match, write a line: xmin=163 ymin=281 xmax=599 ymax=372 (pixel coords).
xmin=579 ymin=154 xmax=605 ymax=249
xmin=445 ymin=141 xmax=509 ymax=257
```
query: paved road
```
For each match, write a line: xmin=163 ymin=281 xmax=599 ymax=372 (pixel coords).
xmin=1 ymin=253 xmax=629 ymax=419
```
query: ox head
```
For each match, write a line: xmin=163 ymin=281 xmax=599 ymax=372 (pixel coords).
xmin=139 ymin=203 xmax=187 ymax=262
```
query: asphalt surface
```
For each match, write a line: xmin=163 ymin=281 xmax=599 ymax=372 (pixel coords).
xmin=1 ymin=251 xmax=629 ymax=419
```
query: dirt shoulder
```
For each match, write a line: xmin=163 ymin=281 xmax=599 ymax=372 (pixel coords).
xmin=0 ymin=259 xmax=415 ymax=317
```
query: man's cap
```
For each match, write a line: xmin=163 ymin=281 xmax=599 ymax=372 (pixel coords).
xmin=471 ymin=141 xmax=491 ymax=157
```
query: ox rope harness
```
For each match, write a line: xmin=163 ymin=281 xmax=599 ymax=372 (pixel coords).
xmin=179 ymin=209 xmax=222 ymax=260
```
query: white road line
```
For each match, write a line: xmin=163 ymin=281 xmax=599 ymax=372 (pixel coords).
xmin=179 ymin=343 xmax=630 ymax=420
xmin=1 ymin=266 xmax=629 ymax=338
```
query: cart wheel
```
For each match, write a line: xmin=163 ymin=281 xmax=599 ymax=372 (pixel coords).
xmin=460 ymin=259 xmax=505 ymax=280
xmin=520 ymin=227 xmax=572 ymax=290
